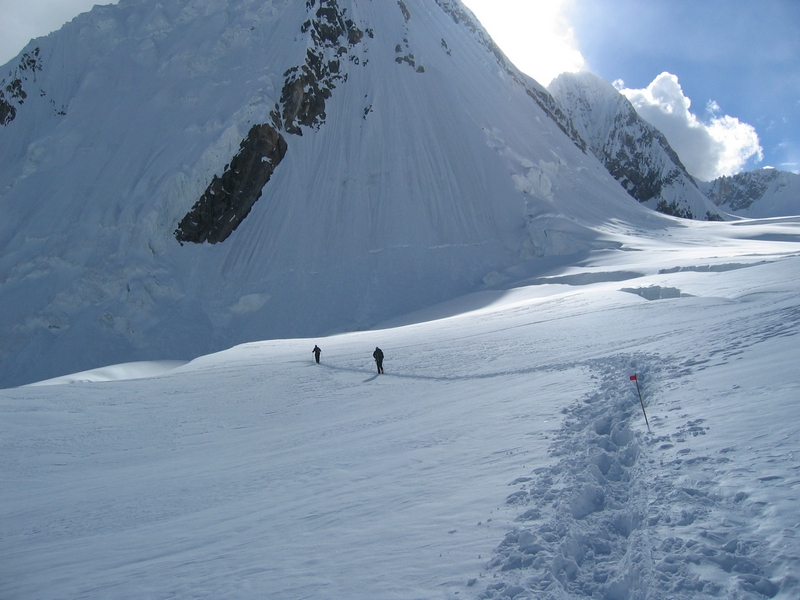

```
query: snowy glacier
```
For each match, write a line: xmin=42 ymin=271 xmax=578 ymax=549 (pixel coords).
xmin=3 ymin=217 xmax=800 ymax=599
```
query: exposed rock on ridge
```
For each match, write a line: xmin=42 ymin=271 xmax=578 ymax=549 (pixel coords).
xmin=704 ymin=170 xmax=781 ymax=211
xmin=175 ymin=0 xmax=369 ymax=245
xmin=698 ymin=169 xmax=800 ymax=217
xmin=270 ymin=0 xmax=369 ymax=135
xmin=0 ymin=48 xmax=43 ymax=126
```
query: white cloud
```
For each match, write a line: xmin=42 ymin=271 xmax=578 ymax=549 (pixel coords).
xmin=617 ymin=72 xmax=763 ymax=181
xmin=462 ymin=0 xmax=584 ymax=86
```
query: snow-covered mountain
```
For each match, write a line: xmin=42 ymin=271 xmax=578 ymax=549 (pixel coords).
xmin=0 ymin=0 xmax=667 ymax=388
xmin=699 ymin=168 xmax=800 ymax=218
xmin=548 ymin=71 xmax=723 ymax=221
xmin=3 ymin=3 xmax=800 ymax=596
xmin=547 ymin=72 xmax=800 ymax=221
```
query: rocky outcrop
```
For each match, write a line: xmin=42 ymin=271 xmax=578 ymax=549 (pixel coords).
xmin=393 ymin=2 xmax=425 ymax=72
xmin=177 ymin=0 xmax=369 ymax=245
xmin=703 ymin=170 xmax=780 ymax=212
xmin=174 ymin=124 xmax=287 ymax=244
xmin=270 ymin=0 xmax=369 ymax=135
xmin=0 ymin=48 xmax=42 ymax=126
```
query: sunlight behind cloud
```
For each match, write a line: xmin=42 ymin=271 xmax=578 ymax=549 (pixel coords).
xmin=617 ymin=73 xmax=763 ymax=181
xmin=461 ymin=0 xmax=584 ymax=86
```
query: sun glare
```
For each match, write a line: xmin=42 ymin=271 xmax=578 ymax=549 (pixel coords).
xmin=461 ymin=0 xmax=584 ymax=86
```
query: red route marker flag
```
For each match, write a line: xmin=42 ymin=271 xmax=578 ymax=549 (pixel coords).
xmin=630 ymin=375 xmax=637 ymax=381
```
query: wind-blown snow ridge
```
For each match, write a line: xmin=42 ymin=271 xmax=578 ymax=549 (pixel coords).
xmin=433 ymin=0 xmax=586 ymax=153
xmin=26 ymin=360 xmax=188 ymax=386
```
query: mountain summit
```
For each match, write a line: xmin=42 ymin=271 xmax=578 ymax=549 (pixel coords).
xmin=0 ymin=0 xmax=661 ymax=387
xmin=548 ymin=71 xmax=723 ymax=221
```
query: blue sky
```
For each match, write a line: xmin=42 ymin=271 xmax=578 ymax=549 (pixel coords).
xmin=1 ymin=0 xmax=798 ymax=177
xmin=564 ymin=0 xmax=800 ymax=175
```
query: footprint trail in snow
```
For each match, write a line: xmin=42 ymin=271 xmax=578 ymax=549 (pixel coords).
xmin=475 ymin=356 xmax=789 ymax=600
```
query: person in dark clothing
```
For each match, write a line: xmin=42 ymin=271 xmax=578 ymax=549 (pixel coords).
xmin=373 ymin=346 xmax=384 ymax=374
xmin=312 ymin=345 xmax=321 ymax=364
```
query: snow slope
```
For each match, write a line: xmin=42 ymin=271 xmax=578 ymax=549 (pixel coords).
xmin=2 ymin=217 xmax=799 ymax=599
xmin=0 ymin=0 xmax=662 ymax=388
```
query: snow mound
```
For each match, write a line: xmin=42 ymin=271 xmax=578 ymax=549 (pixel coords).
xmin=26 ymin=360 xmax=188 ymax=386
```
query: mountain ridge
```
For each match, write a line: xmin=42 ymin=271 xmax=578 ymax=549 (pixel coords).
xmin=548 ymin=71 xmax=800 ymax=221
xmin=548 ymin=71 xmax=723 ymax=221
xmin=699 ymin=168 xmax=800 ymax=218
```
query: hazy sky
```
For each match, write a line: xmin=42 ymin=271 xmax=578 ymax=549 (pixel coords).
xmin=1 ymin=0 xmax=798 ymax=177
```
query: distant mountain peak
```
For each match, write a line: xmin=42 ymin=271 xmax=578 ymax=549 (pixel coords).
xmin=698 ymin=168 xmax=800 ymax=217
xmin=549 ymin=71 xmax=723 ymax=221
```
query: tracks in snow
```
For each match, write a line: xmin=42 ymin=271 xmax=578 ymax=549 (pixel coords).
xmin=473 ymin=355 xmax=787 ymax=600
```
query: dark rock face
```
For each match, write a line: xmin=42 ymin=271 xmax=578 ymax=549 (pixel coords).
xmin=656 ymin=200 xmax=693 ymax=220
xmin=602 ymin=111 xmax=684 ymax=205
xmin=393 ymin=3 xmax=425 ymax=72
xmin=397 ymin=0 xmax=411 ymax=22
xmin=1 ymin=48 xmax=42 ymax=126
xmin=174 ymin=124 xmax=287 ymax=244
xmin=177 ymin=0 xmax=369 ymax=245
xmin=270 ymin=0 xmax=367 ymax=135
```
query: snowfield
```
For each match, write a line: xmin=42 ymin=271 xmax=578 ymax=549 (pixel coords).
xmin=2 ymin=217 xmax=800 ymax=599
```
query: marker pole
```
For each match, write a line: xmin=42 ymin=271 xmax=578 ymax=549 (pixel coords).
xmin=630 ymin=374 xmax=651 ymax=432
